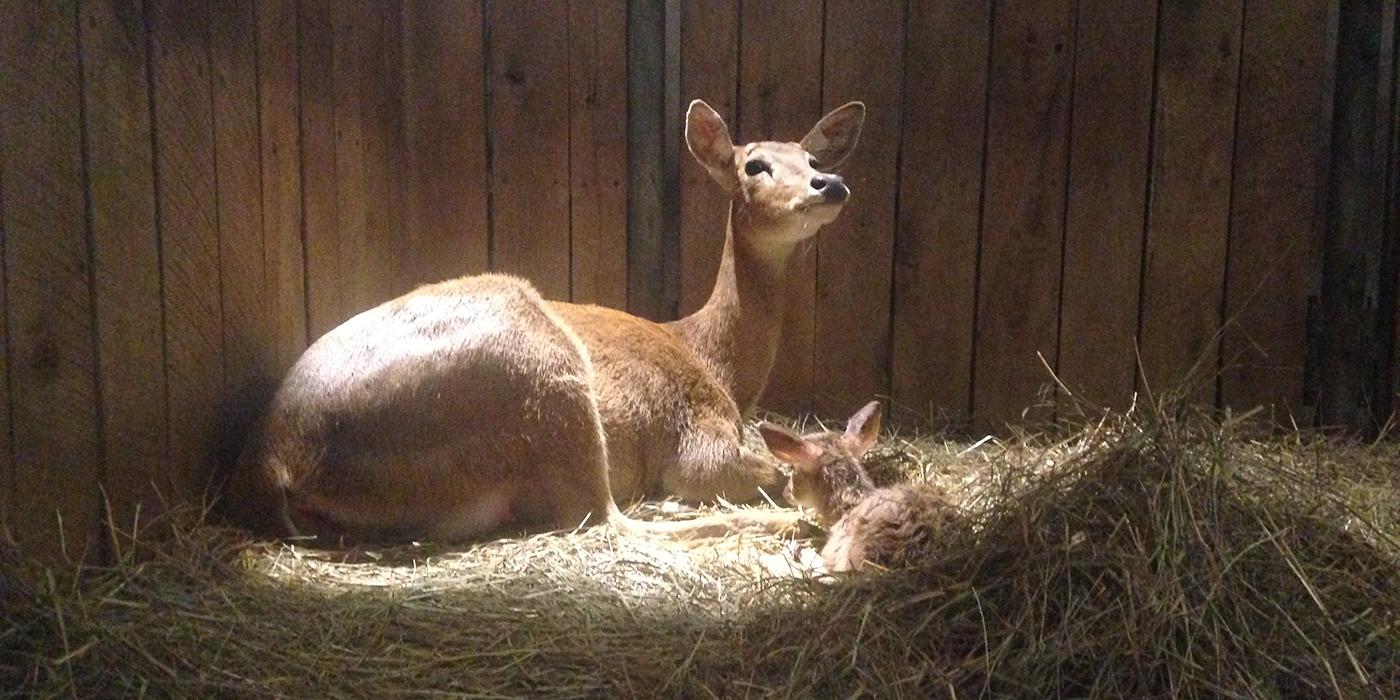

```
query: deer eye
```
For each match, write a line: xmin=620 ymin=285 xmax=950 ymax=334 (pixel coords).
xmin=808 ymin=157 xmax=820 ymax=169
xmin=744 ymin=159 xmax=771 ymax=177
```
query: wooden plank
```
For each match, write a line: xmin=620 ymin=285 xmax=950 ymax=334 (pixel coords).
xmin=626 ymin=0 xmax=669 ymax=319
xmin=298 ymin=0 xmax=342 ymax=339
xmin=1057 ymin=1 xmax=1157 ymax=412
xmin=677 ymin=0 xmax=738 ymax=316
xmin=373 ymin=2 xmax=406 ymax=304
xmin=569 ymin=0 xmax=628 ymax=309
xmin=210 ymin=0 xmax=268 ymax=408
xmin=0 ymin=145 xmax=9 ymax=537
xmin=78 ymin=0 xmax=169 ymax=540
xmin=1221 ymin=0 xmax=1336 ymax=421
xmin=488 ymin=0 xmax=571 ymax=300
xmin=332 ymin=0 xmax=404 ymax=318
xmin=741 ymin=0 xmax=823 ymax=416
xmin=401 ymin=0 xmax=490 ymax=289
xmin=889 ymin=0 xmax=990 ymax=429
xmin=1137 ymin=0 xmax=1243 ymax=404
xmin=257 ymin=0 xmax=308 ymax=373
xmin=1389 ymin=2 xmax=1400 ymax=414
xmin=149 ymin=0 xmax=224 ymax=499
xmin=1318 ymin=0 xmax=1394 ymax=430
xmin=811 ymin=0 xmax=903 ymax=417
xmin=971 ymin=0 xmax=1076 ymax=432
xmin=0 ymin=0 xmax=102 ymax=563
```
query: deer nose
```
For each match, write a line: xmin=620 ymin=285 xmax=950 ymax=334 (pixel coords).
xmin=810 ymin=174 xmax=848 ymax=202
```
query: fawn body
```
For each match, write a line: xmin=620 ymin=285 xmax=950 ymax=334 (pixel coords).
xmin=225 ymin=100 xmax=865 ymax=543
xmin=760 ymin=402 xmax=959 ymax=571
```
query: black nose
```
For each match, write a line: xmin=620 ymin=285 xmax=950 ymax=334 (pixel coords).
xmin=810 ymin=174 xmax=848 ymax=202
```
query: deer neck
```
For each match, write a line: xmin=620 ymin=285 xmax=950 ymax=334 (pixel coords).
xmin=670 ymin=202 xmax=811 ymax=412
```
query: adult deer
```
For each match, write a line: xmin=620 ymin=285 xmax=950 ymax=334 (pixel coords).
xmin=225 ymin=99 xmax=865 ymax=543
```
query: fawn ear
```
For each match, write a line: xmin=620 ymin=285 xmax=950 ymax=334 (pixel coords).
xmin=759 ymin=422 xmax=819 ymax=469
xmin=842 ymin=401 xmax=882 ymax=456
xmin=686 ymin=99 xmax=738 ymax=191
xmin=800 ymin=101 xmax=864 ymax=170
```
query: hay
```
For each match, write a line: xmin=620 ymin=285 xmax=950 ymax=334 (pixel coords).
xmin=4 ymin=407 xmax=1399 ymax=698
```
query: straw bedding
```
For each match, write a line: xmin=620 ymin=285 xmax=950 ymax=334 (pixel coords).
xmin=3 ymin=405 xmax=1398 ymax=698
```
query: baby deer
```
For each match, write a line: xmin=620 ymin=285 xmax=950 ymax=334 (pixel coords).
xmin=759 ymin=402 xmax=960 ymax=572
xmin=224 ymin=99 xmax=865 ymax=544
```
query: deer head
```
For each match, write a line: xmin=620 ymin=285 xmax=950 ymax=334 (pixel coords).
xmin=685 ymin=99 xmax=866 ymax=250
xmin=758 ymin=400 xmax=882 ymax=526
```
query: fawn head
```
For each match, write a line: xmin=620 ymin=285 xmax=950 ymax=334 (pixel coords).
xmin=686 ymin=99 xmax=865 ymax=248
xmin=758 ymin=401 xmax=882 ymax=526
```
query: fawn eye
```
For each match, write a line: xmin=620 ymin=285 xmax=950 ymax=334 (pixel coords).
xmin=744 ymin=159 xmax=771 ymax=177
xmin=808 ymin=157 xmax=820 ymax=169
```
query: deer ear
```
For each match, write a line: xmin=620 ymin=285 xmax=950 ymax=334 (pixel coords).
xmin=842 ymin=401 xmax=882 ymax=456
xmin=800 ymin=101 xmax=865 ymax=170
xmin=686 ymin=99 xmax=738 ymax=191
xmin=759 ymin=422 xmax=819 ymax=469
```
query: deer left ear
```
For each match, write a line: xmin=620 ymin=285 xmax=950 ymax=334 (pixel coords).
xmin=800 ymin=101 xmax=865 ymax=170
xmin=842 ymin=400 xmax=882 ymax=456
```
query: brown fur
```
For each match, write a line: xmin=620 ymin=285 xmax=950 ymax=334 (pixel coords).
xmin=224 ymin=100 xmax=866 ymax=544
xmin=760 ymin=402 xmax=960 ymax=572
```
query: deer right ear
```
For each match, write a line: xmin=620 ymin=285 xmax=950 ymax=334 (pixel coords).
xmin=842 ymin=400 xmax=882 ymax=456
xmin=759 ymin=422 xmax=819 ymax=468
xmin=685 ymin=99 xmax=738 ymax=191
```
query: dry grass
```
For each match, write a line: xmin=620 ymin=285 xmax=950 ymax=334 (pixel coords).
xmin=3 ymin=405 xmax=1399 ymax=698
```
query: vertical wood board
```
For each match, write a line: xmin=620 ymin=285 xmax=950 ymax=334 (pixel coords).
xmin=971 ymin=0 xmax=1076 ymax=431
xmin=812 ymin=0 xmax=904 ymax=417
xmin=488 ymin=0 xmax=572 ymax=301
xmin=78 ymin=0 xmax=169 ymax=538
xmin=890 ymin=0 xmax=991 ymax=427
xmin=0 ymin=0 xmax=102 ymax=562
xmin=1057 ymin=0 xmax=1157 ymax=411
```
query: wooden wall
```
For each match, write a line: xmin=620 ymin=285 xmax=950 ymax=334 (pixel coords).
xmin=0 ymin=0 xmax=1395 ymax=564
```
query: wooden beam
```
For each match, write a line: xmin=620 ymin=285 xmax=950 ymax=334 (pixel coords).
xmin=1318 ymin=0 xmax=1398 ymax=432
xmin=626 ymin=0 xmax=680 ymax=320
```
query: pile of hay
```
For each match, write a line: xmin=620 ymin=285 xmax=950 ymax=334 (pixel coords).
xmin=4 ymin=407 xmax=1399 ymax=697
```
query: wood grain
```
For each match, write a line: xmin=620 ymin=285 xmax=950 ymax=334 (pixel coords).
xmin=150 ymin=0 xmax=224 ymax=498
xmin=402 ymin=0 xmax=489 ymax=288
xmin=625 ymin=0 xmax=670 ymax=320
xmin=812 ymin=0 xmax=904 ymax=418
xmin=890 ymin=0 xmax=991 ymax=429
xmin=1137 ymin=0 xmax=1243 ymax=403
xmin=741 ymin=0 xmax=823 ymax=416
xmin=971 ymin=0 xmax=1076 ymax=432
xmin=487 ymin=0 xmax=572 ymax=300
xmin=0 ymin=0 xmax=102 ymax=563
xmin=1057 ymin=0 xmax=1157 ymax=411
xmin=0 ymin=145 xmax=9 ymax=537
xmin=677 ymin=0 xmax=738 ymax=316
xmin=568 ymin=0 xmax=628 ymax=308
xmin=78 ymin=0 xmax=169 ymax=539
xmin=298 ymin=0 xmax=342 ymax=339
xmin=1314 ymin=0 xmax=1393 ymax=430
xmin=211 ymin=0 xmax=269 ymax=414
xmin=256 ymin=0 xmax=308 ymax=373
xmin=331 ymin=0 xmax=405 ymax=317
xmin=1221 ymin=0 xmax=1336 ymax=421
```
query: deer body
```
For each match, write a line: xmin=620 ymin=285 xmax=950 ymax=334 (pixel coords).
xmin=760 ymin=403 xmax=960 ymax=572
xmin=225 ymin=100 xmax=865 ymax=543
